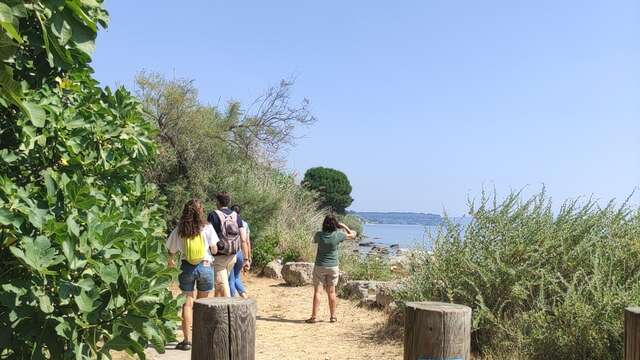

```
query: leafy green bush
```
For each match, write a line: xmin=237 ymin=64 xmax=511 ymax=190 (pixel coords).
xmin=135 ymin=73 xmax=324 ymax=264
xmin=0 ymin=1 xmax=178 ymax=358
xmin=281 ymin=248 xmax=301 ymax=264
xmin=302 ymin=167 xmax=353 ymax=213
xmin=341 ymin=253 xmax=394 ymax=281
xmin=252 ymin=231 xmax=279 ymax=268
xmin=395 ymin=190 xmax=640 ymax=359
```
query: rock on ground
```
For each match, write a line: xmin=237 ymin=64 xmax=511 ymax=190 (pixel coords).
xmin=375 ymin=282 xmax=401 ymax=308
xmin=388 ymin=254 xmax=410 ymax=274
xmin=262 ymin=259 xmax=283 ymax=279
xmin=369 ymin=245 xmax=389 ymax=255
xmin=282 ymin=262 xmax=314 ymax=286
xmin=339 ymin=280 xmax=402 ymax=309
xmin=339 ymin=280 xmax=388 ymax=301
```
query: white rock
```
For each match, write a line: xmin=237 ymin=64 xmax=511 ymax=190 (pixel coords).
xmin=282 ymin=262 xmax=314 ymax=286
xmin=262 ymin=259 xmax=283 ymax=279
xmin=339 ymin=280 xmax=388 ymax=300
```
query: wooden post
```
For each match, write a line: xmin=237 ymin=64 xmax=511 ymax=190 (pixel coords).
xmin=626 ymin=307 xmax=640 ymax=360
xmin=404 ymin=301 xmax=471 ymax=360
xmin=192 ymin=297 xmax=257 ymax=360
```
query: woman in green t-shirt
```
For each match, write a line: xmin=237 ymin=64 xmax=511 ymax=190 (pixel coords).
xmin=306 ymin=214 xmax=357 ymax=324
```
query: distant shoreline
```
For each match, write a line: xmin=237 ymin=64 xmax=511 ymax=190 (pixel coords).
xmin=352 ymin=211 xmax=443 ymax=226
xmin=363 ymin=222 xmax=436 ymax=227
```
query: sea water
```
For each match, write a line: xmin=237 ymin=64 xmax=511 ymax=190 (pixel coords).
xmin=362 ymin=223 xmax=439 ymax=251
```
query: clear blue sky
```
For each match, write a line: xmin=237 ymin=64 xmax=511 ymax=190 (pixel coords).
xmin=93 ymin=0 xmax=640 ymax=215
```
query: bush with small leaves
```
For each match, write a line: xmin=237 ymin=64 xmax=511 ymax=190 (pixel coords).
xmin=395 ymin=189 xmax=640 ymax=359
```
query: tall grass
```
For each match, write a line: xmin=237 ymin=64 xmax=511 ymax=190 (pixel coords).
xmin=340 ymin=253 xmax=394 ymax=281
xmin=395 ymin=189 xmax=640 ymax=359
xmin=233 ymin=168 xmax=324 ymax=266
xmin=269 ymin=180 xmax=325 ymax=262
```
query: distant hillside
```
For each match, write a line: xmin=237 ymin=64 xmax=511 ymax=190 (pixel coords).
xmin=353 ymin=211 xmax=443 ymax=226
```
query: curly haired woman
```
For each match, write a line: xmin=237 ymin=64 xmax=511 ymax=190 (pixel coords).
xmin=166 ymin=199 xmax=219 ymax=350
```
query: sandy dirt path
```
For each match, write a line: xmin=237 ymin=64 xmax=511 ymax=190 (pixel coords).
xmin=145 ymin=274 xmax=402 ymax=360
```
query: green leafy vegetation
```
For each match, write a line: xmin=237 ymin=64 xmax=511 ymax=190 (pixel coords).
xmin=302 ymin=167 xmax=353 ymax=214
xmin=395 ymin=189 xmax=640 ymax=359
xmin=281 ymin=247 xmax=300 ymax=264
xmin=252 ymin=231 xmax=279 ymax=268
xmin=136 ymin=73 xmax=324 ymax=265
xmin=341 ymin=253 xmax=393 ymax=281
xmin=0 ymin=1 xmax=177 ymax=358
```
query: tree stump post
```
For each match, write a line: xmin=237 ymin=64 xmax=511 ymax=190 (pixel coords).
xmin=192 ymin=297 xmax=256 ymax=360
xmin=404 ymin=301 xmax=471 ymax=360
xmin=626 ymin=307 xmax=640 ymax=360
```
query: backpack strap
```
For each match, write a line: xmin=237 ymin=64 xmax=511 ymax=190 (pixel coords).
xmin=214 ymin=210 xmax=227 ymax=237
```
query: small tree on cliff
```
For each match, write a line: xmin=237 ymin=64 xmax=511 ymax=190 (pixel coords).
xmin=302 ymin=167 xmax=353 ymax=213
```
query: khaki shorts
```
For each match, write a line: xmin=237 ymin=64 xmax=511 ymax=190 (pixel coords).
xmin=213 ymin=254 xmax=237 ymax=297
xmin=312 ymin=265 xmax=339 ymax=287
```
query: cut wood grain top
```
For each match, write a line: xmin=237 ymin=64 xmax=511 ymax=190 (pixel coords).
xmin=405 ymin=301 xmax=471 ymax=312
xmin=626 ymin=307 xmax=640 ymax=315
xmin=195 ymin=297 xmax=256 ymax=308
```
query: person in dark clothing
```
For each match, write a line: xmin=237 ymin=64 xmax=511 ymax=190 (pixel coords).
xmin=207 ymin=192 xmax=251 ymax=297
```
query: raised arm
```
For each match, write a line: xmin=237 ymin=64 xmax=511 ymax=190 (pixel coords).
xmin=338 ymin=222 xmax=358 ymax=240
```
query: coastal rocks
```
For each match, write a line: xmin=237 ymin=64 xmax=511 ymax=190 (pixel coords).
xmin=339 ymin=280 xmax=385 ymax=300
xmin=337 ymin=270 xmax=350 ymax=290
xmin=339 ymin=280 xmax=403 ymax=308
xmin=262 ymin=259 xmax=283 ymax=279
xmin=369 ymin=245 xmax=389 ymax=256
xmin=388 ymin=254 xmax=410 ymax=274
xmin=282 ymin=262 xmax=314 ymax=286
xmin=375 ymin=282 xmax=401 ymax=308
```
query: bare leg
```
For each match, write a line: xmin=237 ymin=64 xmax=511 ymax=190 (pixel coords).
xmin=215 ymin=268 xmax=230 ymax=297
xmin=181 ymin=292 xmax=195 ymax=342
xmin=327 ymin=285 xmax=337 ymax=319
xmin=214 ymin=255 xmax=236 ymax=297
xmin=310 ymin=284 xmax=322 ymax=319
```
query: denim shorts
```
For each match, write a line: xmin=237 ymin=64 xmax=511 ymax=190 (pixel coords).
xmin=178 ymin=260 xmax=214 ymax=293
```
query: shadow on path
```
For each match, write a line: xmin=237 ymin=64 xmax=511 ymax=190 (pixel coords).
xmin=268 ymin=283 xmax=294 ymax=288
xmin=256 ymin=315 xmax=309 ymax=324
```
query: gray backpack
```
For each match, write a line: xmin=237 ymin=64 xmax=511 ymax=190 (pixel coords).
xmin=215 ymin=210 xmax=241 ymax=255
